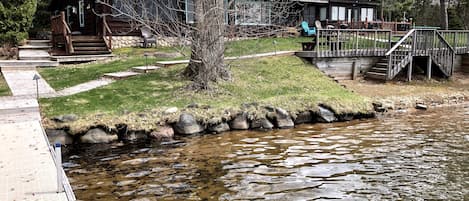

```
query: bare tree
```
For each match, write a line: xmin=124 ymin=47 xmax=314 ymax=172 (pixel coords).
xmin=96 ymin=0 xmax=299 ymax=90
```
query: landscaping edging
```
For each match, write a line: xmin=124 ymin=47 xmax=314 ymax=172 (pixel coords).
xmin=45 ymin=105 xmax=375 ymax=145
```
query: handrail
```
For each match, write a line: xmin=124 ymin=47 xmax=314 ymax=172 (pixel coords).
xmin=51 ymin=12 xmax=73 ymax=54
xmin=436 ymin=31 xmax=455 ymax=52
xmin=102 ymin=16 xmax=113 ymax=50
xmin=385 ymin=29 xmax=415 ymax=55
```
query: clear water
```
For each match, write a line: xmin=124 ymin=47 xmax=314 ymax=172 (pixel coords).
xmin=64 ymin=105 xmax=469 ymax=200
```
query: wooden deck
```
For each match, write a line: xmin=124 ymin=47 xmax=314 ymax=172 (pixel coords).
xmin=296 ymin=29 xmax=469 ymax=81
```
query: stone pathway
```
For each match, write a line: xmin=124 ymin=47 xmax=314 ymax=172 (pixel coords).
xmin=44 ymin=78 xmax=115 ymax=98
xmin=2 ymin=70 xmax=55 ymax=96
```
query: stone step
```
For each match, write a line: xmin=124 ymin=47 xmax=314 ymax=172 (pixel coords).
xmin=0 ymin=60 xmax=59 ymax=67
xmin=103 ymin=71 xmax=141 ymax=80
xmin=131 ymin=66 xmax=161 ymax=73
xmin=1 ymin=66 xmax=37 ymax=71
xmin=19 ymin=45 xmax=52 ymax=50
xmin=51 ymin=54 xmax=113 ymax=63
xmin=156 ymin=60 xmax=190 ymax=67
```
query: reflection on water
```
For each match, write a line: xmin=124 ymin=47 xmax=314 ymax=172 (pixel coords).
xmin=64 ymin=105 xmax=469 ymax=200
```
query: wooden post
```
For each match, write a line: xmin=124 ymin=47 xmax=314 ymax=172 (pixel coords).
xmin=408 ymin=56 xmax=413 ymax=82
xmin=352 ymin=58 xmax=358 ymax=80
xmin=427 ymin=56 xmax=432 ymax=80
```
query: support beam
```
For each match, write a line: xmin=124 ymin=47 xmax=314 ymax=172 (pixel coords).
xmin=408 ymin=58 xmax=413 ymax=82
xmin=427 ymin=56 xmax=432 ymax=80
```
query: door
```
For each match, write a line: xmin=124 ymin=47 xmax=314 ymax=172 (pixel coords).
xmin=65 ymin=0 xmax=97 ymax=35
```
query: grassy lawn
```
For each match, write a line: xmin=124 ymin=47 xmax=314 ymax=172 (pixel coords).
xmin=0 ymin=73 xmax=11 ymax=96
xmin=40 ymin=56 xmax=371 ymax=133
xmin=39 ymin=37 xmax=311 ymax=90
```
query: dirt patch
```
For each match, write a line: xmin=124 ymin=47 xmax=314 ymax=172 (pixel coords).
xmin=340 ymin=72 xmax=469 ymax=110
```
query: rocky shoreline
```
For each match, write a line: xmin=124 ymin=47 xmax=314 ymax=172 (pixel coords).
xmin=45 ymin=91 xmax=467 ymax=145
xmin=45 ymin=104 xmax=374 ymax=145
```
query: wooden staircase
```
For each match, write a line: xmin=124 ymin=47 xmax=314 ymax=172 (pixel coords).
xmin=365 ymin=57 xmax=388 ymax=80
xmin=71 ymin=36 xmax=111 ymax=55
xmin=365 ymin=29 xmax=455 ymax=81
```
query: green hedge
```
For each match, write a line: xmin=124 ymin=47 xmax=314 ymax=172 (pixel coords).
xmin=0 ymin=0 xmax=37 ymax=45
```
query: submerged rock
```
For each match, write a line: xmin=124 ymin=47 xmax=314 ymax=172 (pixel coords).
xmin=229 ymin=113 xmax=249 ymax=130
xmin=150 ymin=125 xmax=174 ymax=140
xmin=80 ymin=128 xmax=118 ymax=144
xmin=173 ymin=113 xmax=204 ymax=135
xmin=207 ymin=122 xmax=230 ymax=133
xmin=317 ymin=106 xmax=337 ymax=123
xmin=46 ymin=129 xmax=74 ymax=145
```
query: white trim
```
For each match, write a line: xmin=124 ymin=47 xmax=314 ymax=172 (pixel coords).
xmin=78 ymin=0 xmax=85 ymax=27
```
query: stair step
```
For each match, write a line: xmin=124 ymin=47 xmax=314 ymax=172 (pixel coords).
xmin=73 ymin=42 xmax=106 ymax=47
xmin=369 ymin=67 xmax=387 ymax=73
xmin=72 ymin=39 xmax=104 ymax=43
xmin=376 ymin=63 xmax=388 ymax=68
xmin=72 ymin=50 xmax=111 ymax=55
xmin=74 ymin=47 xmax=109 ymax=51
xmin=365 ymin=72 xmax=387 ymax=80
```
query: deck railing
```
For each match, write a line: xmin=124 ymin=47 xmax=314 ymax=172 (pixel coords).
xmin=385 ymin=29 xmax=415 ymax=79
xmin=51 ymin=11 xmax=74 ymax=54
xmin=432 ymin=32 xmax=455 ymax=76
xmin=315 ymin=29 xmax=392 ymax=57
xmin=438 ymin=30 xmax=469 ymax=54
xmin=385 ymin=29 xmax=454 ymax=79
xmin=102 ymin=15 xmax=113 ymax=50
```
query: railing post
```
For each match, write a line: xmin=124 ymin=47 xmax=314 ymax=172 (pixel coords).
xmin=55 ymin=142 xmax=64 ymax=193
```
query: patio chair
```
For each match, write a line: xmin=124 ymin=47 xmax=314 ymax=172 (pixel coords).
xmin=141 ymin=27 xmax=157 ymax=48
xmin=315 ymin=20 xmax=323 ymax=30
xmin=301 ymin=21 xmax=316 ymax=36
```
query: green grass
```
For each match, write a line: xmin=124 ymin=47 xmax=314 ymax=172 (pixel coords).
xmin=40 ymin=37 xmax=311 ymax=90
xmin=40 ymin=56 xmax=371 ymax=133
xmin=0 ymin=73 xmax=11 ymax=96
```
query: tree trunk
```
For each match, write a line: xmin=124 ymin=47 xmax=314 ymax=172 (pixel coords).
xmin=183 ymin=0 xmax=231 ymax=90
xmin=440 ymin=0 xmax=448 ymax=30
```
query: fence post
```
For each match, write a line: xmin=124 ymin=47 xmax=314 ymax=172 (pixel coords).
xmin=55 ymin=142 xmax=64 ymax=193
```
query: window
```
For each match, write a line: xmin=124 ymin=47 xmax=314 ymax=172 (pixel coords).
xmin=331 ymin=6 xmax=346 ymax=21
xmin=320 ymin=7 xmax=327 ymax=21
xmin=235 ymin=0 xmax=271 ymax=25
xmin=185 ymin=0 xmax=195 ymax=23
xmin=78 ymin=0 xmax=85 ymax=27
xmin=185 ymin=0 xmax=228 ymax=24
xmin=360 ymin=8 xmax=374 ymax=22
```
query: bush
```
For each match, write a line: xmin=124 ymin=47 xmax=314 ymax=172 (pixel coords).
xmin=0 ymin=0 xmax=37 ymax=45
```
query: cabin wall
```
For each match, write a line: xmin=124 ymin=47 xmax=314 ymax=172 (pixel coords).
xmin=311 ymin=57 xmax=381 ymax=80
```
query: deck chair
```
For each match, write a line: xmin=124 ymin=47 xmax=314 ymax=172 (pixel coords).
xmin=141 ymin=27 xmax=157 ymax=48
xmin=301 ymin=21 xmax=316 ymax=36
xmin=315 ymin=20 xmax=323 ymax=30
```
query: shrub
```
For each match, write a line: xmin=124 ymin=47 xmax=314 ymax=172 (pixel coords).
xmin=0 ymin=0 xmax=37 ymax=45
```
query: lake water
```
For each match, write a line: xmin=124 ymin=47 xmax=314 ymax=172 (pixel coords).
xmin=64 ymin=105 xmax=469 ymax=200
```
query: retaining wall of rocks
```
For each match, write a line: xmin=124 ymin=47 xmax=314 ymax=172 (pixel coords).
xmin=46 ymin=106 xmax=374 ymax=145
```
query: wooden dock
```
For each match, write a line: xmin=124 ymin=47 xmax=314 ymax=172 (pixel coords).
xmin=0 ymin=100 xmax=76 ymax=200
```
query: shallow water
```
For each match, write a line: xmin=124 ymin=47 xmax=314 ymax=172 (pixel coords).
xmin=64 ymin=105 xmax=469 ymax=200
